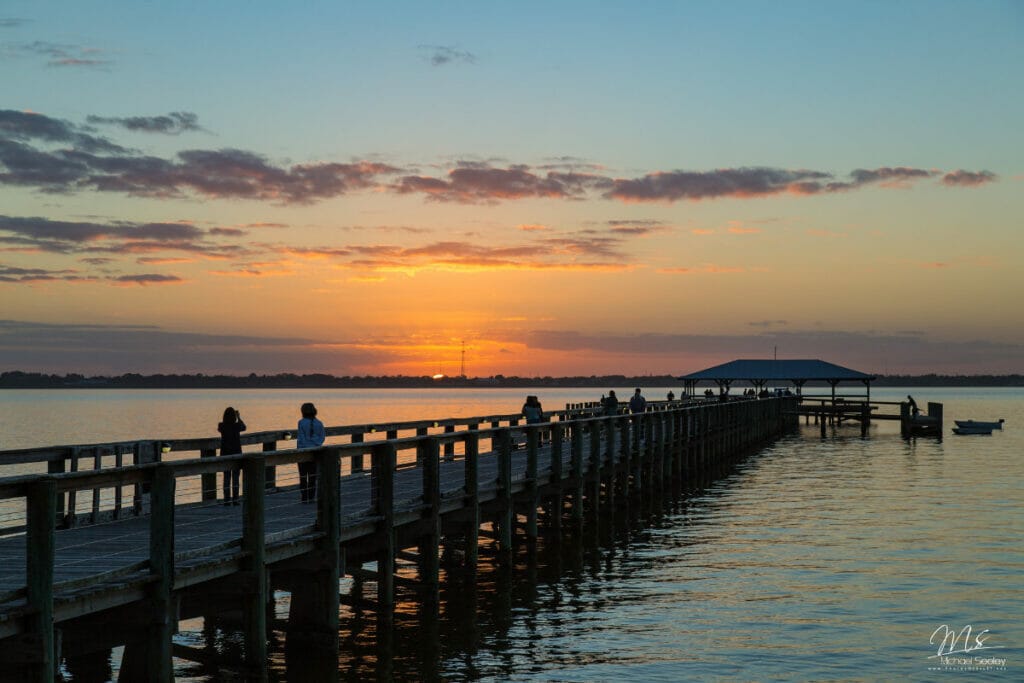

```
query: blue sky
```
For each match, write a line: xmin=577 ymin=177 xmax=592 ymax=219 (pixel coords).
xmin=1 ymin=2 xmax=1022 ymax=376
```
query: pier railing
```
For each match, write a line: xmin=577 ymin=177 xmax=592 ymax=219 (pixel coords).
xmin=0 ymin=399 xmax=703 ymax=536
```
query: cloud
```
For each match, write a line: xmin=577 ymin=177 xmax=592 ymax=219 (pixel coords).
xmin=86 ymin=112 xmax=205 ymax=135
xmin=605 ymin=167 xmax=833 ymax=202
xmin=5 ymin=41 xmax=111 ymax=68
xmin=391 ymin=162 xmax=611 ymax=203
xmin=0 ymin=110 xmax=995 ymax=206
xmin=0 ymin=320 xmax=392 ymax=374
xmin=656 ymin=264 xmax=743 ymax=274
xmin=841 ymin=166 xmax=936 ymax=189
xmin=941 ymin=169 xmax=997 ymax=187
xmin=111 ymin=273 xmax=183 ymax=286
xmin=0 ymin=214 xmax=259 ymax=270
xmin=0 ymin=264 xmax=95 ymax=282
xmin=606 ymin=219 xmax=672 ymax=237
xmin=280 ymin=235 xmax=634 ymax=274
xmin=0 ymin=18 xmax=27 ymax=28
xmin=0 ymin=109 xmax=128 ymax=154
xmin=419 ymin=44 xmax=477 ymax=66
xmin=0 ymin=110 xmax=401 ymax=203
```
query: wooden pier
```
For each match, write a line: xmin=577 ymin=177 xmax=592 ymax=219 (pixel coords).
xmin=0 ymin=397 xmax=796 ymax=681
xmin=795 ymin=395 xmax=943 ymax=437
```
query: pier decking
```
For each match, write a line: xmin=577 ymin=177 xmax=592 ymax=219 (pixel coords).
xmin=0 ymin=397 xmax=795 ymax=681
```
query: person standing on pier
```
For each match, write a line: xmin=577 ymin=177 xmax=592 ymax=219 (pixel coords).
xmin=297 ymin=402 xmax=326 ymax=503
xmin=217 ymin=407 xmax=247 ymax=505
xmin=603 ymin=390 xmax=619 ymax=416
xmin=522 ymin=395 xmax=544 ymax=424
xmin=629 ymin=388 xmax=647 ymax=414
xmin=907 ymin=395 xmax=920 ymax=417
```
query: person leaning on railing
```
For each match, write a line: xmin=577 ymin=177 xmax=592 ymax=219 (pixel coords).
xmin=297 ymin=402 xmax=326 ymax=503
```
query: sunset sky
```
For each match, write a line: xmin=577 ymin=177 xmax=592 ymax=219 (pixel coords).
xmin=2 ymin=2 xmax=1022 ymax=377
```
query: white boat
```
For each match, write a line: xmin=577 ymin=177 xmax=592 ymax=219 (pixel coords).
xmin=954 ymin=419 xmax=1004 ymax=430
xmin=952 ymin=425 xmax=993 ymax=435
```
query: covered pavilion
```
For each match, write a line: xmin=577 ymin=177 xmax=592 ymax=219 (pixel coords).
xmin=679 ymin=359 xmax=876 ymax=401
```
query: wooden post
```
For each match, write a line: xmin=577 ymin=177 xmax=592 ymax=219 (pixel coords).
xmin=90 ymin=447 xmax=102 ymax=524
xmin=371 ymin=442 xmax=396 ymax=612
xmin=549 ymin=423 xmax=564 ymax=535
xmin=146 ymin=463 xmax=176 ymax=681
xmin=443 ymin=424 xmax=456 ymax=461
xmin=26 ymin=479 xmax=56 ymax=683
xmin=242 ymin=455 xmax=268 ymax=671
xmin=262 ymin=441 xmax=278 ymax=490
xmin=496 ymin=428 xmax=513 ymax=562
xmin=199 ymin=447 xmax=217 ymax=501
xmin=587 ymin=422 xmax=601 ymax=525
xmin=525 ymin=426 xmax=539 ymax=541
xmin=350 ymin=432 xmax=364 ymax=473
xmin=316 ymin=447 xmax=341 ymax=639
xmin=570 ymin=423 xmax=584 ymax=527
xmin=47 ymin=456 xmax=66 ymax=524
xmin=604 ymin=419 xmax=616 ymax=511
xmin=463 ymin=430 xmax=480 ymax=570
xmin=418 ymin=437 xmax=441 ymax=606
xmin=67 ymin=447 xmax=80 ymax=527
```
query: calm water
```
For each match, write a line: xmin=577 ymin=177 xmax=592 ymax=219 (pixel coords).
xmin=1 ymin=387 xmax=1020 ymax=681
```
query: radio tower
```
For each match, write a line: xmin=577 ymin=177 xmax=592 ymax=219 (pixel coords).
xmin=460 ymin=340 xmax=466 ymax=378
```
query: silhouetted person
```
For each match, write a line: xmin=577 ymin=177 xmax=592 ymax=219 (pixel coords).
xmin=667 ymin=391 xmax=675 ymax=402
xmin=907 ymin=395 xmax=920 ymax=417
xmin=297 ymin=402 xmax=326 ymax=503
xmin=217 ymin=406 xmax=246 ymax=505
xmin=603 ymin=390 xmax=619 ymax=416
xmin=522 ymin=395 xmax=544 ymax=424
xmin=629 ymin=388 xmax=647 ymax=414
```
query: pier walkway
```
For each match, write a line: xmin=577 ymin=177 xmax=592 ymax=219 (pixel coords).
xmin=0 ymin=397 xmax=795 ymax=681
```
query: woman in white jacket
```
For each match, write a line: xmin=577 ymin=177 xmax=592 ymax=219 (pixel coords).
xmin=297 ymin=402 xmax=326 ymax=502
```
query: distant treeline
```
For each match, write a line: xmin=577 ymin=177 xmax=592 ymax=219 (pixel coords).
xmin=1 ymin=371 xmax=1022 ymax=389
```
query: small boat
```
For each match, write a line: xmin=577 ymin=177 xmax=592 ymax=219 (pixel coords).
xmin=952 ymin=425 xmax=993 ymax=435
xmin=954 ymin=419 xmax=1004 ymax=430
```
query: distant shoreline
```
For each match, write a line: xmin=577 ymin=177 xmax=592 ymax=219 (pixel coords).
xmin=1 ymin=371 xmax=1022 ymax=389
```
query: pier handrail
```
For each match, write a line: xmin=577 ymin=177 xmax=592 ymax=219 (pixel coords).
xmin=0 ymin=406 xmax=697 ymax=606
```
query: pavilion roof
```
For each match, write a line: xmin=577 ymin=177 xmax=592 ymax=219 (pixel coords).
xmin=679 ymin=359 xmax=875 ymax=383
